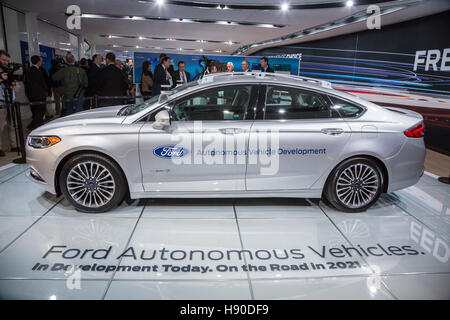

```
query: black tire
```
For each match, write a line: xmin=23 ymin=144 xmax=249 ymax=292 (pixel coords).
xmin=324 ymin=157 xmax=383 ymax=213
xmin=59 ymin=153 xmax=127 ymax=213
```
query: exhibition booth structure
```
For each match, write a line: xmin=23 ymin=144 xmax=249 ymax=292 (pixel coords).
xmin=0 ymin=163 xmax=448 ymax=299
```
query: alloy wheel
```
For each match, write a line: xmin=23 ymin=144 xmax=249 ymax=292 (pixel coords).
xmin=66 ymin=161 xmax=116 ymax=208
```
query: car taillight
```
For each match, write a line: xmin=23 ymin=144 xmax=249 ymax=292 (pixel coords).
xmin=404 ymin=122 xmax=425 ymax=138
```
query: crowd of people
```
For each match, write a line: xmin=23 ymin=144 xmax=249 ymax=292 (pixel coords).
xmin=0 ymin=49 xmax=135 ymax=156
xmin=0 ymin=48 xmax=275 ymax=157
xmin=139 ymin=55 xmax=274 ymax=96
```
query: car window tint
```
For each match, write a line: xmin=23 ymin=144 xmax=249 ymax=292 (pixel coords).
xmin=329 ymin=96 xmax=364 ymax=118
xmin=264 ymin=86 xmax=334 ymax=120
xmin=171 ymin=85 xmax=252 ymax=121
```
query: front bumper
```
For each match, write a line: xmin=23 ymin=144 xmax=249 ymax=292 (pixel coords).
xmin=25 ymin=144 xmax=59 ymax=195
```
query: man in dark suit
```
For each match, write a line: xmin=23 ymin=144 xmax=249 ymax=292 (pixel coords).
xmin=98 ymin=52 xmax=129 ymax=107
xmin=152 ymin=56 xmax=172 ymax=96
xmin=260 ymin=56 xmax=274 ymax=73
xmin=173 ymin=61 xmax=190 ymax=87
xmin=88 ymin=54 xmax=103 ymax=98
xmin=39 ymin=65 xmax=53 ymax=120
xmin=25 ymin=55 xmax=48 ymax=130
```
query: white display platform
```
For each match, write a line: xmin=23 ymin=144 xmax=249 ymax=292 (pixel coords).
xmin=0 ymin=164 xmax=448 ymax=299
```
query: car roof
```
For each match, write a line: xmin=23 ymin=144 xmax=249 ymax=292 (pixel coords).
xmin=198 ymin=71 xmax=334 ymax=91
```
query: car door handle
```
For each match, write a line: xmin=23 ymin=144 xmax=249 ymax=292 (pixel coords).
xmin=321 ymin=128 xmax=344 ymax=135
xmin=219 ymin=128 xmax=243 ymax=135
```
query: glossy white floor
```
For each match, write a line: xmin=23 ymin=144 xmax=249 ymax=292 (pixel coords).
xmin=0 ymin=163 xmax=448 ymax=300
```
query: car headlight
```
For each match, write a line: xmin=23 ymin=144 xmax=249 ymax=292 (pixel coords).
xmin=28 ymin=136 xmax=61 ymax=149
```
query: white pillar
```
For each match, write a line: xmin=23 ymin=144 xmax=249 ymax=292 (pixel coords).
xmin=69 ymin=33 xmax=78 ymax=60
xmin=90 ymin=42 xmax=96 ymax=57
xmin=25 ymin=12 xmax=39 ymax=57
xmin=77 ymin=34 xmax=85 ymax=59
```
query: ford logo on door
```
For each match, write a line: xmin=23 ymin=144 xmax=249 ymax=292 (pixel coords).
xmin=153 ymin=145 xmax=189 ymax=159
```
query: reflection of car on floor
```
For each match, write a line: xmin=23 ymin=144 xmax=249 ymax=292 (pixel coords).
xmin=25 ymin=72 xmax=426 ymax=213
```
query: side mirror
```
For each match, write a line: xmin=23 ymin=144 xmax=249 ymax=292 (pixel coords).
xmin=152 ymin=109 xmax=171 ymax=130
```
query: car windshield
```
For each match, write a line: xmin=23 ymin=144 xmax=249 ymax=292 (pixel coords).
xmin=125 ymin=81 xmax=200 ymax=115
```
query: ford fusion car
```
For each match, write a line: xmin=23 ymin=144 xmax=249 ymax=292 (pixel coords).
xmin=26 ymin=72 xmax=426 ymax=213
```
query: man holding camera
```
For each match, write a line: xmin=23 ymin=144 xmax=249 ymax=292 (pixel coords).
xmin=0 ymin=50 xmax=19 ymax=157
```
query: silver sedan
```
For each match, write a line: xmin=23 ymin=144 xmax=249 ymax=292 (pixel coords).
xmin=26 ymin=72 xmax=426 ymax=213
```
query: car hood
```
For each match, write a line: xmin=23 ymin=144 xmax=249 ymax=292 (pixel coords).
xmin=53 ymin=105 xmax=126 ymax=122
xmin=30 ymin=105 xmax=127 ymax=135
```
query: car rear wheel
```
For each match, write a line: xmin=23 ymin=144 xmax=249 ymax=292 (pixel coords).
xmin=324 ymin=157 xmax=383 ymax=212
xmin=59 ymin=153 xmax=127 ymax=213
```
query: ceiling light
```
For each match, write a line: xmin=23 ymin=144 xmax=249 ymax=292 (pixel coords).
xmin=281 ymin=3 xmax=289 ymax=11
xmin=156 ymin=0 xmax=165 ymax=5
xmin=108 ymin=35 xmax=112 ymax=38
xmin=346 ymin=1 xmax=354 ymax=7
xmin=138 ymin=36 xmax=144 ymax=40
xmin=199 ymin=49 xmax=203 ymax=52
xmin=136 ymin=45 xmax=139 ymax=48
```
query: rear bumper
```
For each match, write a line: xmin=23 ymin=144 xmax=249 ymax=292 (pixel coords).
xmin=386 ymin=138 xmax=426 ymax=192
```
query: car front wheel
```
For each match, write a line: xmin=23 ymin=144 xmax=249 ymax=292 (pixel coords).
xmin=324 ymin=157 xmax=383 ymax=212
xmin=59 ymin=153 xmax=127 ymax=213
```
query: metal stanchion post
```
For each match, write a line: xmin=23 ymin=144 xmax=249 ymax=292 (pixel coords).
xmin=7 ymin=105 xmax=19 ymax=155
xmin=12 ymin=102 xmax=26 ymax=164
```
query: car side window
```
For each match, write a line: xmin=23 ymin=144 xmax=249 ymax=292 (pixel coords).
xmin=328 ymin=96 xmax=364 ymax=118
xmin=171 ymin=85 xmax=253 ymax=121
xmin=264 ymin=85 xmax=336 ymax=120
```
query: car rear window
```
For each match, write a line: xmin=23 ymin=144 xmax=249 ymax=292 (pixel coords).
xmin=328 ymin=96 xmax=364 ymax=118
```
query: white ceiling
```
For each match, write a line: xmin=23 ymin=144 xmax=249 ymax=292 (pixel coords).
xmin=2 ymin=0 xmax=450 ymax=57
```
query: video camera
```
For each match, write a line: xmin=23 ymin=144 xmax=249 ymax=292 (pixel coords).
xmin=1 ymin=62 xmax=24 ymax=87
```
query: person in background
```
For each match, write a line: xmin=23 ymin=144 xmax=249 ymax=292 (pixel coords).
xmin=114 ymin=59 xmax=123 ymax=71
xmin=97 ymin=52 xmax=128 ymax=107
xmin=87 ymin=54 xmax=103 ymax=101
xmin=52 ymin=53 xmax=88 ymax=116
xmin=79 ymin=58 xmax=90 ymax=110
xmin=260 ymin=56 xmax=274 ymax=73
xmin=152 ymin=56 xmax=172 ymax=96
xmin=140 ymin=61 xmax=153 ymax=97
xmin=241 ymin=60 xmax=251 ymax=72
xmin=49 ymin=59 xmax=64 ymax=115
xmin=39 ymin=63 xmax=53 ymax=120
xmin=210 ymin=65 xmax=218 ymax=74
xmin=227 ymin=62 xmax=234 ymax=72
xmin=168 ymin=61 xmax=176 ymax=88
xmin=126 ymin=58 xmax=134 ymax=79
xmin=0 ymin=50 xmax=19 ymax=157
xmin=79 ymin=58 xmax=88 ymax=70
xmin=174 ymin=61 xmax=190 ymax=86
xmin=25 ymin=55 xmax=48 ymax=130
